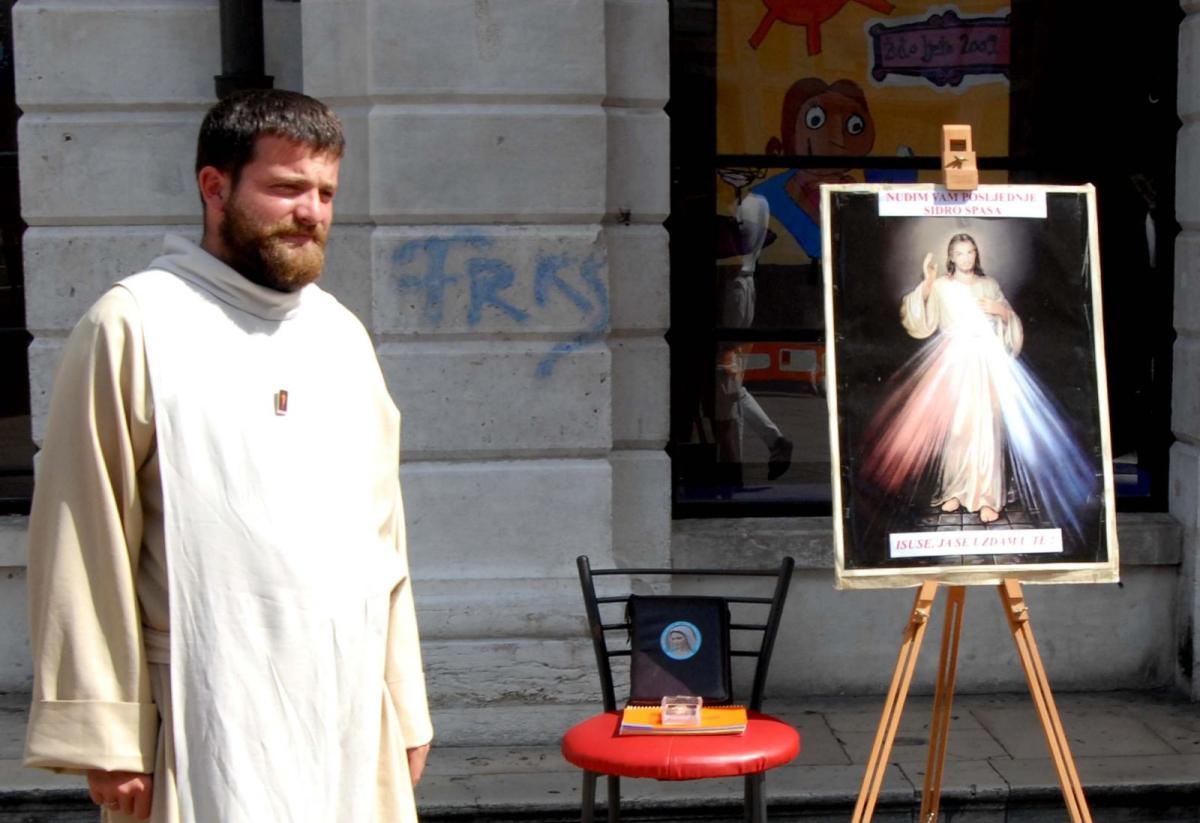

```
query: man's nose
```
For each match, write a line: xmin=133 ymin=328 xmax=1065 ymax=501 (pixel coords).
xmin=293 ymin=190 xmax=323 ymax=226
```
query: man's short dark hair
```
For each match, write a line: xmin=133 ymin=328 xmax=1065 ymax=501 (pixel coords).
xmin=195 ymin=89 xmax=345 ymax=184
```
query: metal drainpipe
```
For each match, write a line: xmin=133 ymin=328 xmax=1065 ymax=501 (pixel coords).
xmin=214 ymin=0 xmax=274 ymax=98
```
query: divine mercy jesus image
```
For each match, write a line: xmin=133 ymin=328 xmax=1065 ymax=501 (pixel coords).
xmin=824 ymin=187 xmax=1118 ymax=585
xmin=859 ymin=232 xmax=1095 ymax=532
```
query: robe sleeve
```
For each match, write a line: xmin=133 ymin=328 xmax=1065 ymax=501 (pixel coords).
xmin=383 ymin=481 xmax=434 ymax=750
xmin=987 ymin=278 xmax=1023 ymax=357
xmin=900 ymin=279 xmax=940 ymax=339
xmin=24 ymin=286 xmax=159 ymax=774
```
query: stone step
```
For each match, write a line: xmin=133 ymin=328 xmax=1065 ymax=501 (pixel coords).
xmin=3 ymin=691 xmax=1198 ymax=822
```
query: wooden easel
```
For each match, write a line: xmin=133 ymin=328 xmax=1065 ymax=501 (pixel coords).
xmin=849 ymin=581 xmax=1093 ymax=822
xmin=851 ymin=129 xmax=1093 ymax=822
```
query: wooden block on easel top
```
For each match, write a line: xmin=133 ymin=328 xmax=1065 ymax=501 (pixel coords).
xmin=941 ymin=124 xmax=979 ymax=191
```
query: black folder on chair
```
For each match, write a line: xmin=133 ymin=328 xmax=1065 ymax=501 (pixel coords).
xmin=626 ymin=595 xmax=732 ymax=704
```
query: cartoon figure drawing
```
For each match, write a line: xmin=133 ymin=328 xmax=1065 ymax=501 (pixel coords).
xmin=753 ymin=78 xmax=877 ymax=260
xmin=749 ymin=0 xmax=896 ymax=54
xmin=859 ymin=233 xmax=1097 ymax=532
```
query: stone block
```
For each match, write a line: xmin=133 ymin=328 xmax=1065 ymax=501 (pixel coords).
xmin=13 ymin=1 xmax=299 ymax=105
xmin=20 ymin=111 xmax=203 ymax=224
xmin=605 ymin=0 xmax=670 ymax=107
xmin=23 ymin=227 xmax=198 ymax=333
xmin=320 ymin=223 xmax=373 ymax=326
xmin=1181 ymin=13 xmax=1200 ymax=119
xmin=427 ymin=703 xmax=594 ymax=747
xmin=379 ymin=341 xmax=610 ymax=458
xmin=0 ymin=516 xmax=27 ymax=568
xmin=1114 ymin=512 xmax=1183 ymax=565
xmin=610 ymin=450 xmax=670 ymax=568
xmin=1174 ymin=231 xmax=1200 ymax=335
xmin=367 ymin=104 xmax=606 ymax=223
xmin=754 ymin=566 xmax=1177 ymax=695
xmin=1170 ymin=442 xmax=1200 ymax=531
xmin=0 ymin=567 xmax=30 ymax=691
xmin=27 ymin=335 xmax=65 ymax=447
xmin=365 ymin=0 xmax=604 ymax=101
xmin=14 ymin=2 xmax=216 ymax=107
xmin=1172 ymin=335 xmax=1200 ymax=442
xmin=606 ymin=224 xmax=668 ymax=332
xmin=610 ymin=336 xmax=668 ymax=447
xmin=371 ymin=225 xmax=608 ymax=335
xmin=1178 ymin=122 xmax=1200 ymax=228
xmin=399 ymin=459 xmax=611 ymax=580
xmin=23 ymin=221 xmax=367 ymax=356
xmin=263 ymin=0 xmax=304 ymax=93
xmin=414 ymin=577 xmax=590 ymax=640
xmin=606 ymin=108 xmax=669 ymax=221
xmin=421 ymin=638 xmax=596 ymax=706
xmin=327 ymin=106 xmax=371 ymax=223
xmin=674 ymin=517 xmax=837 ymax=570
xmin=1169 ymin=441 xmax=1200 ymax=696
xmin=301 ymin=0 xmax=370 ymax=99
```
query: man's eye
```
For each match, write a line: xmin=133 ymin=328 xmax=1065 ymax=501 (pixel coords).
xmin=846 ymin=114 xmax=866 ymax=135
xmin=804 ymin=105 xmax=826 ymax=130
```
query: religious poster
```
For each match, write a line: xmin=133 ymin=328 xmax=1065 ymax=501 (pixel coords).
xmin=822 ymin=183 xmax=1119 ymax=588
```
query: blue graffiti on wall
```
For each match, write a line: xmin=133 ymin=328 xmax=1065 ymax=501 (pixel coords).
xmin=391 ymin=235 xmax=608 ymax=377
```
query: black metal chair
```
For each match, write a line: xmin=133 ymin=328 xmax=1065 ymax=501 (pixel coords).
xmin=560 ymin=554 xmax=798 ymax=822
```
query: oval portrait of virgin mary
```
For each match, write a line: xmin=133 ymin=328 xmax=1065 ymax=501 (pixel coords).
xmin=660 ymin=621 xmax=702 ymax=661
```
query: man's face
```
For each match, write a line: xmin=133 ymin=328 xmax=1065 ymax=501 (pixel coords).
xmin=212 ymin=135 xmax=341 ymax=292
xmin=950 ymin=241 xmax=977 ymax=274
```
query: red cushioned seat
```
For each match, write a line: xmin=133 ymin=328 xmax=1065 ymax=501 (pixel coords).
xmin=561 ymin=710 xmax=800 ymax=781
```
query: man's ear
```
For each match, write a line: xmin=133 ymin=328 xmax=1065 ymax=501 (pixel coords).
xmin=197 ymin=166 xmax=231 ymax=214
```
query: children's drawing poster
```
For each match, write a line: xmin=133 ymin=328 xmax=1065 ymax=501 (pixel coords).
xmin=822 ymin=184 xmax=1119 ymax=588
xmin=717 ymin=2 xmax=1012 ymax=267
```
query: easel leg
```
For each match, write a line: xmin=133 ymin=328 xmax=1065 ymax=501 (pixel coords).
xmin=999 ymin=581 xmax=1093 ymax=823
xmin=919 ymin=585 xmax=966 ymax=823
xmin=851 ymin=581 xmax=939 ymax=823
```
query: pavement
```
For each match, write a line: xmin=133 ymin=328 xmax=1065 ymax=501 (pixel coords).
xmin=2 ymin=690 xmax=1198 ymax=822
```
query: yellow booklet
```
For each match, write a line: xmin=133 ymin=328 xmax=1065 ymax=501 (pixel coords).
xmin=618 ymin=704 xmax=748 ymax=736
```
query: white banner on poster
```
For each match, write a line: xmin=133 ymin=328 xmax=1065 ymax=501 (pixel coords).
xmin=889 ymin=529 xmax=1063 ymax=558
xmin=877 ymin=188 xmax=1048 ymax=218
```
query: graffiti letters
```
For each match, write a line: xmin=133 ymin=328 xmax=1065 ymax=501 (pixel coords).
xmin=391 ymin=234 xmax=608 ymax=377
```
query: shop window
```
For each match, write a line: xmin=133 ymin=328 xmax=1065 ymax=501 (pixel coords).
xmin=668 ymin=1 xmax=1179 ymax=516
xmin=0 ymin=0 xmax=31 ymax=515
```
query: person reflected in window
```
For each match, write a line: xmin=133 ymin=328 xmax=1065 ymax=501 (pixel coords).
xmin=713 ymin=169 xmax=793 ymax=482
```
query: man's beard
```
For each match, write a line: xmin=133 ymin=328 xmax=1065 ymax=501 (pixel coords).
xmin=219 ymin=195 xmax=328 ymax=293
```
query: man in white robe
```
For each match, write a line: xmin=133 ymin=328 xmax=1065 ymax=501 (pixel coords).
xmin=23 ymin=89 xmax=433 ymax=823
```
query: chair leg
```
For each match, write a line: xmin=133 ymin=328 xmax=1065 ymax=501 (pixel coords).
xmin=606 ymin=774 xmax=621 ymax=822
xmin=744 ymin=772 xmax=767 ymax=823
xmin=581 ymin=771 xmax=597 ymax=823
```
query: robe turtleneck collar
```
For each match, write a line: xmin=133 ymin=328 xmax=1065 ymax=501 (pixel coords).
xmin=149 ymin=234 xmax=313 ymax=322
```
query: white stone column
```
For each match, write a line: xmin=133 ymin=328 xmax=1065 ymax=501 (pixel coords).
xmin=301 ymin=0 xmax=670 ymax=726
xmin=604 ymin=0 xmax=671 ymax=570
xmin=1170 ymin=0 xmax=1200 ymax=699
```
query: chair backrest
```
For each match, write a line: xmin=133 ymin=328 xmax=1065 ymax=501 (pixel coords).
xmin=576 ymin=555 xmax=795 ymax=713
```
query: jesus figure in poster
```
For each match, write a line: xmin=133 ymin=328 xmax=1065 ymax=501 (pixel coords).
xmin=859 ymin=232 xmax=1096 ymax=538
